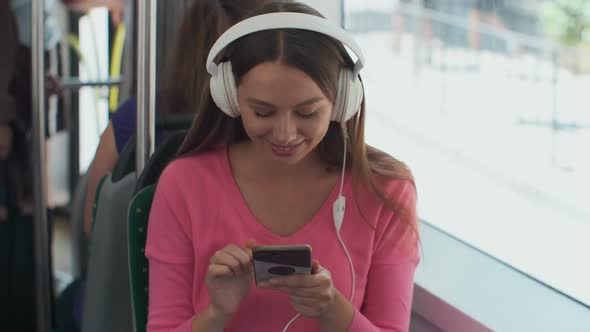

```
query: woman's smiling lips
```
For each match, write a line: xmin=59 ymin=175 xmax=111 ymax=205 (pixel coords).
xmin=268 ymin=141 xmax=303 ymax=156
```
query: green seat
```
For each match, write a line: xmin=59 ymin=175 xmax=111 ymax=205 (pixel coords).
xmin=128 ymin=185 xmax=156 ymax=332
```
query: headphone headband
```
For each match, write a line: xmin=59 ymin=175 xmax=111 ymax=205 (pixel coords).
xmin=206 ymin=12 xmax=365 ymax=78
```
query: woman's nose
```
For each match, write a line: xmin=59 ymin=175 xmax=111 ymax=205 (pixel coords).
xmin=272 ymin=114 xmax=297 ymax=144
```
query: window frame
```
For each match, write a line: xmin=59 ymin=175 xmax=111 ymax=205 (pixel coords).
xmin=413 ymin=221 xmax=590 ymax=331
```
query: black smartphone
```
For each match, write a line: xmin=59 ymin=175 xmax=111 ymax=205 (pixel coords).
xmin=252 ymin=245 xmax=312 ymax=285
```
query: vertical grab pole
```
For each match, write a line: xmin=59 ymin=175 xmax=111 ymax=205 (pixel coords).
xmin=136 ymin=0 xmax=157 ymax=175
xmin=148 ymin=0 xmax=157 ymax=159
xmin=31 ymin=1 xmax=53 ymax=331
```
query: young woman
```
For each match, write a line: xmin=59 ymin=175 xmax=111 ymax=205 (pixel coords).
xmin=146 ymin=2 xmax=420 ymax=331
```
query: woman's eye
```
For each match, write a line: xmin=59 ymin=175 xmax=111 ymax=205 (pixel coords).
xmin=297 ymin=111 xmax=317 ymax=118
xmin=254 ymin=111 xmax=272 ymax=118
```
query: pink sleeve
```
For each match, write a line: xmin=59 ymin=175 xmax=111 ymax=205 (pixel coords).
xmin=349 ymin=181 xmax=420 ymax=332
xmin=145 ymin=167 xmax=195 ymax=332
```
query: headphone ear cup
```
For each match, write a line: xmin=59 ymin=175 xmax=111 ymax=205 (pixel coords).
xmin=332 ymin=69 xmax=364 ymax=123
xmin=344 ymin=74 xmax=364 ymax=122
xmin=210 ymin=61 xmax=240 ymax=117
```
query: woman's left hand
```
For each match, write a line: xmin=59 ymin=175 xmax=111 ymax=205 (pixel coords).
xmin=259 ymin=260 xmax=347 ymax=320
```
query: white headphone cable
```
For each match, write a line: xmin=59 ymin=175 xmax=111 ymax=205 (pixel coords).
xmin=282 ymin=126 xmax=354 ymax=331
xmin=335 ymin=125 xmax=355 ymax=303
xmin=281 ymin=313 xmax=300 ymax=332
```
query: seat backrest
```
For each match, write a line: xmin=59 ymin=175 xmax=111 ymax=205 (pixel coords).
xmin=135 ymin=130 xmax=186 ymax=192
xmin=111 ymin=116 xmax=191 ymax=186
xmin=82 ymin=120 xmax=189 ymax=332
xmin=128 ymin=130 xmax=187 ymax=332
xmin=128 ymin=185 xmax=156 ymax=332
xmin=112 ymin=135 xmax=137 ymax=182
xmin=82 ymin=172 xmax=136 ymax=332
xmin=82 ymin=137 xmax=138 ymax=332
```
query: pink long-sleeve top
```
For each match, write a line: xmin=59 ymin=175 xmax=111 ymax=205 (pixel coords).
xmin=145 ymin=147 xmax=420 ymax=332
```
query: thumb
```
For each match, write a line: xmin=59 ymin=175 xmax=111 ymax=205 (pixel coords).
xmin=311 ymin=259 xmax=321 ymax=274
xmin=245 ymin=238 xmax=257 ymax=249
xmin=244 ymin=239 xmax=257 ymax=257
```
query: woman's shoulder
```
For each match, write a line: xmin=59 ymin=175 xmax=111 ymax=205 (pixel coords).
xmin=349 ymin=172 xmax=417 ymax=235
xmin=159 ymin=147 xmax=228 ymax=186
xmin=377 ymin=175 xmax=416 ymax=202
xmin=358 ymin=175 xmax=419 ymax=262
xmin=352 ymin=173 xmax=415 ymax=209
xmin=150 ymin=148 xmax=229 ymax=223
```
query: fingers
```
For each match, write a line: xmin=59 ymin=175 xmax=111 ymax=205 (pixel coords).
xmin=207 ymin=264 xmax=232 ymax=278
xmin=255 ymin=260 xmax=337 ymax=319
xmin=269 ymin=285 xmax=325 ymax=298
xmin=289 ymin=300 xmax=325 ymax=319
xmin=212 ymin=250 xmax=243 ymax=275
xmin=209 ymin=243 xmax=254 ymax=277
xmin=288 ymin=284 xmax=336 ymax=319
xmin=258 ymin=263 xmax=333 ymax=301
xmin=224 ymin=244 xmax=252 ymax=271
xmin=264 ymin=270 xmax=330 ymax=289
xmin=291 ymin=294 xmax=324 ymax=307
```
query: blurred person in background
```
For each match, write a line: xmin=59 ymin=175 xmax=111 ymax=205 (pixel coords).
xmin=468 ymin=0 xmax=505 ymax=50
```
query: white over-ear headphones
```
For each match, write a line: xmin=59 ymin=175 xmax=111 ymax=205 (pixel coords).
xmin=205 ymin=12 xmax=366 ymax=124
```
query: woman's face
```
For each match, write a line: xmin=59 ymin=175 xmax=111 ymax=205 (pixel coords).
xmin=237 ymin=61 xmax=333 ymax=166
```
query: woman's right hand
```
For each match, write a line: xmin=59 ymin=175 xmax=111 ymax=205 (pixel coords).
xmin=206 ymin=239 xmax=256 ymax=320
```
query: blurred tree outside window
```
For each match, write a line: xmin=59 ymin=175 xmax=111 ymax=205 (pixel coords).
xmin=540 ymin=0 xmax=590 ymax=73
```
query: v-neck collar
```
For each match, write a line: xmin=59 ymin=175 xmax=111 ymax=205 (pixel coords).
xmin=220 ymin=145 xmax=348 ymax=241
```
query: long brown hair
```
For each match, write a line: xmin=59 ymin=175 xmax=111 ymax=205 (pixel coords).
xmin=160 ymin=0 xmax=280 ymax=114
xmin=177 ymin=1 xmax=418 ymax=236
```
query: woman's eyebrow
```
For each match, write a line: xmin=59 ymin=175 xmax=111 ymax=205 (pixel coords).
xmin=294 ymin=97 xmax=324 ymax=107
xmin=246 ymin=97 xmax=324 ymax=108
xmin=246 ymin=98 xmax=276 ymax=108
